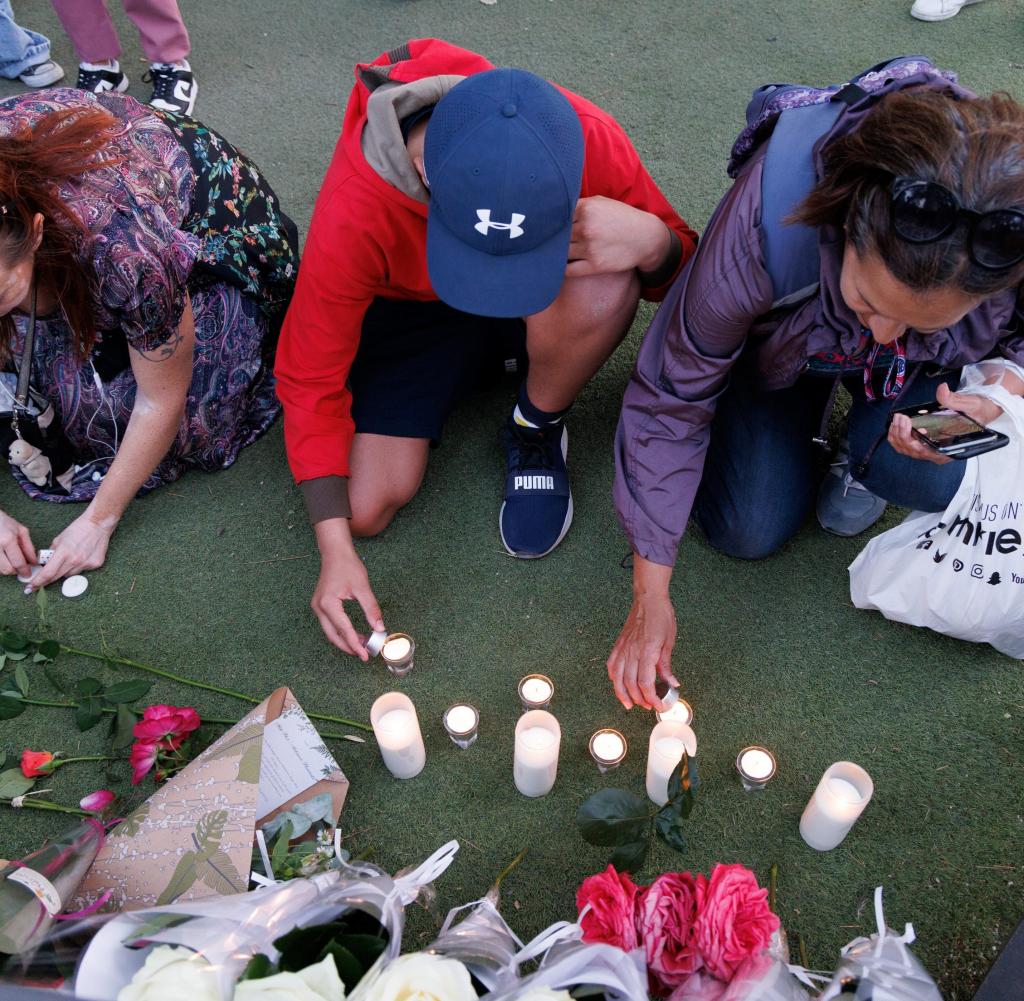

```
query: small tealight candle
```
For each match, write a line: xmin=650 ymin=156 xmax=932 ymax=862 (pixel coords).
xmin=589 ymin=728 xmax=627 ymax=773
xmin=646 ymin=720 xmax=697 ymax=806
xmin=736 ymin=746 xmax=777 ymax=792
xmin=656 ymin=699 xmax=693 ymax=725
xmin=518 ymin=674 xmax=554 ymax=712
xmin=799 ymin=761 xmax=874 ymax=851
xmin=364 ymin=630 xmax=388 ymax=657
xmin=514 ymin=710 xmax=560 ymax=797
xmin=370 ymin=692 xmax=426 ymax=779
xmin=443 ymin=703 xmax=479 ymax=749
xmin=381 ymin=633 xmax=415 ymax=676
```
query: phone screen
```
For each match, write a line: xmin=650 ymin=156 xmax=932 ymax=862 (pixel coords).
xmin=910 ymin=407 xmax=995 ymax=449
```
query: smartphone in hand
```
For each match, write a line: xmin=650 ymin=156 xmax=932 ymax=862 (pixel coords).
xmin=892 ymin=400 xmax=1009 ymax=460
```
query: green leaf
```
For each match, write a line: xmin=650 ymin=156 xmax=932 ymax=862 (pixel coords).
xmin=121 ymin=912 xmax=191 ymax=946
xmin=655 ymin=806 xmax=688 ymax=854
xmin=35 ymin=587 xmax=48 ymax=627
xmin=75 ymin=696 xmax=104 ymax=731
xmin=195 ymin=809 xmax=229 ymax=853
xmin=576 ymin=788 xmax=649 ymax=846
xmin=42 ymin=666 xmax=67 ymax=693
xmin=320 ymin=945 xmax=362 ymax=991
xmin=113 ymin=801 xmax=151 ymax=838
xmin=75 ymin=677 xmax=103 ymax=698
xmin=0 ymin=654 xmax=6 ymax=670
xmin=262 ymin=794 xmax=334 ymax=841
xmin=0 ymin=768 xmax=35 ymax=799
xmin=609 ymin=838 xmax=649 ymax=873
xmin=1 ymin=631 xmax=28 ymax=653
xmin=270 ymin=819 xmax=293 ymax=874
xmin=197 ymin=850 xmax=246 ymax=895
xmin=14 ymin=664 xmax=28 ymax=696
xmin=239 ymin=954 xmax=275 ymax=981
xmin=337 ymin=933 xmax=387 ymax=970
xmin=155 ymin=851 xmax=199 ymax=905
xmin=0 ymin=695 xmax=25 ymax=720
xmin=204 ymin=723 xmax=263 ymax=761
xmin=112 ymin=704 xmax=137 ymax=751
xmin=236 ymin=742 xmax=262 ymax=784
xmin=0 ymin=751 xmax=6 ymax=770
xmin=4 ymin=651 xmax=28 ymax=662
xmin=36 ymin=640 xmax=60 ymax=661
xmin=104 ymin=680 xmax=152 ymax=704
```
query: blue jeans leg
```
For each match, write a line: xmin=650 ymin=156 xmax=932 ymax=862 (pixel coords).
xmin=693 ymin=368 xmax=833 ymax=560
xmin=848 ymin=369 xmax=965 ymax=512
xmin=0 ymin=0 xmax=50 ymax=79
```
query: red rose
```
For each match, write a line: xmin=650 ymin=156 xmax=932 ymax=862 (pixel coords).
xmin=637 ymin=872 xmax=703 ymax=994
xmin=692 ymin=864 xmax=779 ymax=982
xmin=133 ymin=704 xmax=200 ymax=747
xmin=20 ymin=749 xmax=55 ymax=777
xmin=576 ymin=865 xmax=641 ymax=952
xmin=129 ymin=740 xmax=158 ymax=785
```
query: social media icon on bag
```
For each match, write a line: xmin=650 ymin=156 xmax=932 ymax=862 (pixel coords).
xmin=952 ymin=559 xmax=964 ymax=572
xmin=971 ymin=563 xmax=984 ymax=578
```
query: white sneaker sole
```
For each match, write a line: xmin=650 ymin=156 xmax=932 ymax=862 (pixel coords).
xmin=20 ymin=64 xmax=65 ymax=87
xmin=499 ymin=425 xmax=573 ymax=559
xmin=911 ymin=0 xmax=983 ymax=20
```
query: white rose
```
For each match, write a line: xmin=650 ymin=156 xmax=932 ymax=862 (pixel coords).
xmin=513 ymin=988 xmax=574 ymax=1001
xmin=360 ymin=952 xmax=476 ymax=1001
xmin=234 ymin=954 xmax=345 ymax=1001
xmin=117 ymin=945 xmax=220 ymax=1001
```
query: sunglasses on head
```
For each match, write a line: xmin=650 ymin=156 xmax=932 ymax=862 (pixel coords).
xmin=890 ymin=176 xmax=1024 ymax=270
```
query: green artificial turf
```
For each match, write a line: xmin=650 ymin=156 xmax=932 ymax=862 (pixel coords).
xmin=2 ymin=2 xmax=1023 ymax=997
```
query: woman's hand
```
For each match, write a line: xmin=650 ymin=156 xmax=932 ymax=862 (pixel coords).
xmin=606 ymin=556 xmax=679 ymax=710
xmin=312 ymin=518 xmax=385 ymax=659
xmin=29 ymin=512 xmax=115 ymax=589
xmin=888 ymin=382 xmax=1004 ymax=465
xmin=0 ymin=510 xmax=35 ymax=577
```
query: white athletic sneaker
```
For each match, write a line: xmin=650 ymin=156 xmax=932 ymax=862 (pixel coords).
xmin=19 ymin=59 xmax=65 ymax=87
xmin=146 ymin=59 xmax=198 ymax=116
xmin=77 ymin=60 xmax=129 ymax=95
xmin=910 ymin=0 xmax=985 ymax=21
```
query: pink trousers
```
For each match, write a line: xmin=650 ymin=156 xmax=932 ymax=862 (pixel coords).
xmin=50 ymin=0 xmax=190 ymax=64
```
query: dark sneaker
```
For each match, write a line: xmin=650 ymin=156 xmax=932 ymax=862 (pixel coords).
xmin=76 ymin=62 xmax=129 ymax=95
xmin=19 ymin=59 xmax=65 ymax=87
xmin=817 ymin=441 xmax=887 ymax=537
xmin=499 ymin=419 xmax=573 ymax=558
xmin=145 ymin=60 xmax=197 ymax=116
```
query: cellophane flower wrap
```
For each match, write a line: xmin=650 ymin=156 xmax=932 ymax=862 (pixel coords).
xmin=70 ymin=841 xmax=460 ymax=1001
xmin=0 ymin=817 xmax=106 ymax=960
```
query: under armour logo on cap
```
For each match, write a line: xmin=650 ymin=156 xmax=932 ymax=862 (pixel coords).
xmin=475 ymin=209 xmax=526 ymax=239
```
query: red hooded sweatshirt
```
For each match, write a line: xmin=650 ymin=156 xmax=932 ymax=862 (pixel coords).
xmin=275 ymin=38 xmax=697 ymax=490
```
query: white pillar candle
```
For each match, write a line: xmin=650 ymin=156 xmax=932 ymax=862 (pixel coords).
xmin=646 ymin=721 xmax=697 ymax=806
xmin=518 ymin=674 xmax=554 ymax=711
xmin=589 ymin=728 xmax=627 ymax=771
xmin=371 ymin=692 xmax=426 ymax=779
xmin=799 ymin=761 xmax=874 ymax=851
xmin=514 ymin=710 xmax=561 ymax=797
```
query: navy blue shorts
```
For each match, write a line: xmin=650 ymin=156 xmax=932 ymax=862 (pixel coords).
xmin=349 ymin=297 xmax=527 ymax=441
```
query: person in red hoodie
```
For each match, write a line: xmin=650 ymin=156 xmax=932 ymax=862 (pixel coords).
xmin=276 ymin=39 xmax=696 ymax=657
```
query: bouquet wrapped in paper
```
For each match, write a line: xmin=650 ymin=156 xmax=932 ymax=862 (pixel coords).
xmin=816 ymin=888 xmax=941 ymax=1001
xmin=72 ymin=840 xmax=460 ymax=1000
xmin=0 ymin=818 xmax=106 ymax=960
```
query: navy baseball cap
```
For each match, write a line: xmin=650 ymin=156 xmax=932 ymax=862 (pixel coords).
xmin=424 ymin=68 xmax=585 ymax=318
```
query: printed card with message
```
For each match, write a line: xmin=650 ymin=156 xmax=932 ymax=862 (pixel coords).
xmin=74 ymin=687 xmax=348 ymax=911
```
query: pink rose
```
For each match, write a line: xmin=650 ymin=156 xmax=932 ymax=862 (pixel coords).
xmin=80 ymin=789 xmax=116 ymax=812
xmin=129 ymin=740 xmax=158 ymax=785
xmin=133 ymin=704 xmax=201 ymax=748
xmin=637 ymin=872 xmax=702 ymax=994
xmin=576 ymin=865 xmax=641 ymax=951
xmin=692 ymin=864 xmax=779 ymax=982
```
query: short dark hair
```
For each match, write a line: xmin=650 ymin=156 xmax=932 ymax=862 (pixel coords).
xmin=794 ymin=88 xmax=1024 ymax=296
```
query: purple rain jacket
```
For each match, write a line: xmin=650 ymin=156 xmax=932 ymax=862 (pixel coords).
xmin=613 ymin=80 xmax=1024 ymax=570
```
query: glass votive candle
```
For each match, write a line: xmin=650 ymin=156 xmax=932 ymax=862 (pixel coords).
xmin=370 ymin=691 xmax=425 ymax=779
xmin=799 ymin=761 xmax=874 ymax=851
xmin=513 ymin=710 xmax=560 ymax=797
xmin=646 ymin=720 xmax=697 ymax=806
xmin=736 ymin=746 xmax=777 ymax=792
xmin=381 ymin=633 xmax=415 ymax=676
xmin=656 ymin=698 xmax=693 ymax=725
xmin=443 ymin=703 xmax=479 ymax=749
xmin=518 ymin=674 xmax=554 ymax=712
xmin=589 ymin=728 xmax=627 ymax=773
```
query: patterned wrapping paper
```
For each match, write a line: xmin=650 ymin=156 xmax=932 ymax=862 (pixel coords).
xmin=74 ymin=687 xmax=349 ymax=911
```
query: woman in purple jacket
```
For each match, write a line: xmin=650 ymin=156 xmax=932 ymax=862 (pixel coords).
xmin=608 ymin=82 xmax=1024 ymax=710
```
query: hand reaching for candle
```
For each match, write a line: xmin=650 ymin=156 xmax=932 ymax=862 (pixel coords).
xmin=606 ymin=555 xmax=679 ymax=710
xmin=312 ymin=519 xmax=385 ymax=660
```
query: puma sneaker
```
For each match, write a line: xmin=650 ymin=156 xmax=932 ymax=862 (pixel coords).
xmin=76 ymin=61 xmax=128 ymax=94
xmin=145 ymin=60 xmax=198 ymax=116
xmin=816 ymin=440 xmax=887 ymax=537
xmin=499 ymin=419 xmax=573 ymax=558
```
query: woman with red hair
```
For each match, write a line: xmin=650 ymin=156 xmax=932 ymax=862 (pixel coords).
xmin=0 ymin=89 xmax=297 ymax=588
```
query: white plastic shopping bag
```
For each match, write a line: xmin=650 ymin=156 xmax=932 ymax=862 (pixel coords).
xmin=850 ymin=362 xmax=1024 ymax=658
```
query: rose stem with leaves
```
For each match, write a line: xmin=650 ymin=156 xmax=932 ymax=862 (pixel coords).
xmin=1 ymin=799 xmax=89 ymax=817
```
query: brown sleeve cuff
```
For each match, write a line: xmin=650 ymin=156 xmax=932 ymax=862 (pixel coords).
xmin=301 ymin=475 xmax=352 ymax=524
xmin=638 ymin=228 xmax=683 ymax=291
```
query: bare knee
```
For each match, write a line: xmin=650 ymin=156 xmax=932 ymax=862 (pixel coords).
xmin=349 ymin=501 xmax=400 ymax=538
